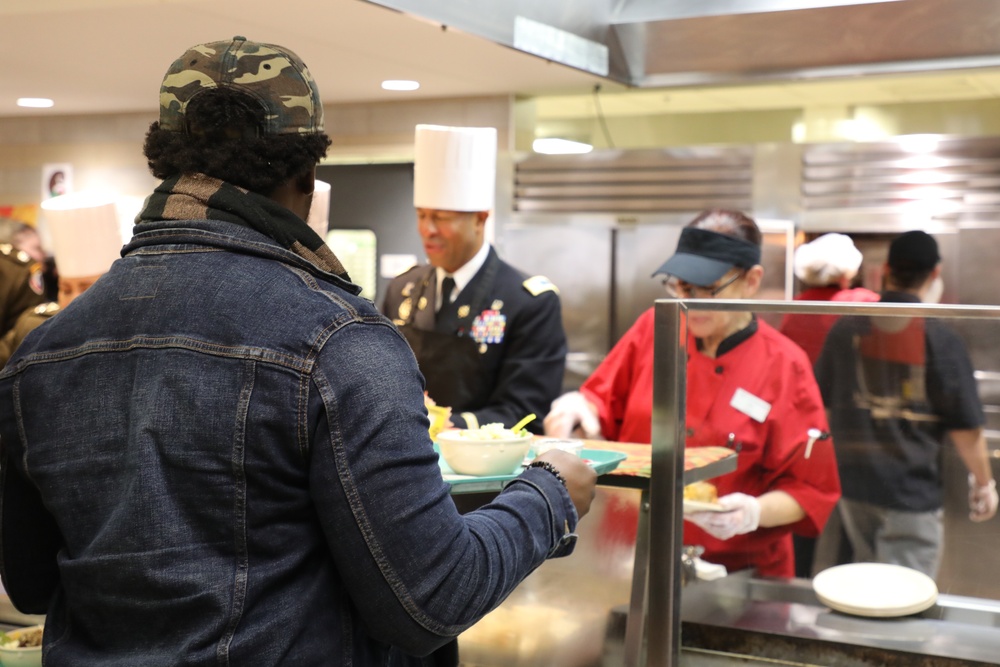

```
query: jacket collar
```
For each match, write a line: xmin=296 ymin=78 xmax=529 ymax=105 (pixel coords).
xmin=123 ymin=219 xmax=362 ymax=296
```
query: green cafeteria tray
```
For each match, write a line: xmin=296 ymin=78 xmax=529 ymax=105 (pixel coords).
xmin=436 ymin=446 xmax=628 ymax=494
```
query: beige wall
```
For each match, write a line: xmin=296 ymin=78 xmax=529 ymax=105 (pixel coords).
xmin=0 ymin=95 xmax=516 ymax=214
xmin=531 ymin=97 xmax=1000 ymax=149
xmin=0 ymin=113 xmax=158 ymax=210
xmin=5 ymin=93 xmax=1000 ymax=224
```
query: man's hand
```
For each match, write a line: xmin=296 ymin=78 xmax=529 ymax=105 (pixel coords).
xmin=543 ymin=391 xmax=602 ymax=440
xmin=969 ymin=474 xmax=999 ymax=522
xmin=685 ymin=493 xmax=761 ymax=540
xmin=535 ymin=449 xmax=597 ymax=519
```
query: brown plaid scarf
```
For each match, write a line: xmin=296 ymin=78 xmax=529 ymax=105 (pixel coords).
xmin=136 ymin=173 xmax=349 ymax=279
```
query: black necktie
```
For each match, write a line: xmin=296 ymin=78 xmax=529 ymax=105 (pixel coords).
xmin=440 ymin=276 xmax=456 ymax=309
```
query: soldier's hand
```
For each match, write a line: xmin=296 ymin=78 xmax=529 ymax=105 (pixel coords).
xmin=535 ymin=449 xmax=597 ymax=519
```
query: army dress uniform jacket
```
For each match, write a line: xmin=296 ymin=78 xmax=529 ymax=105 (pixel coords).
xmin=0 ymin=302 xmax=59 ymax=368
xmin=0 ymin=244 xmax=45 ymax=338
xmin=382 ymin=247 xmax=567 ymax=433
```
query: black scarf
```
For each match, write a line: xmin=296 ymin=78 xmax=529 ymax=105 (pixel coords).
xmin=136 ymin=174 xmax=350 ymax=279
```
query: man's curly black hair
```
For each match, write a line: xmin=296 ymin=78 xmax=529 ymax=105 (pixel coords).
xmin=143 ymin=86 xmax=332 ymax=195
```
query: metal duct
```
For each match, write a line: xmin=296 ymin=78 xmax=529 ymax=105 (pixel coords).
xmin=365 ymin=0 xmax=1000 ymax=88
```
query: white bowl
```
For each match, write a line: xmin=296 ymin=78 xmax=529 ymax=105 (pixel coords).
xmin=437 ymin=428 xmax=532 ymax=476
xmin=0 ymin=625 xmax=43 ymax=667
xmin=532 ymin=438 xmax=584 ymax=457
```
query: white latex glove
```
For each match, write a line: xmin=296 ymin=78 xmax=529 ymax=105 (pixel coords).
xmin=684 ymin=493 xmax=761 ymax=541
xmin=968 ymin=474 xmax=999 ymax=522
xmin=544 ymin=391 xmax=603 ymax=439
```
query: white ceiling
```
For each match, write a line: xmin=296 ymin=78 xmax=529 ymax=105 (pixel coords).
xmin=4 ymin=0 xmax=1000 ymax=123
xmin=0 ymin=0 xmax=613 ymax=118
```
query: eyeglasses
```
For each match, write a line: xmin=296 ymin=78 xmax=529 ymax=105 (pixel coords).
xmin=663 ymin=270 xmax=745 ymax=298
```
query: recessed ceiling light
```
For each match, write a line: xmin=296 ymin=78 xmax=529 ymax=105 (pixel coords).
xmin=532 ymin=138 xmax=593 ymax=155
xmin=381 ymin=80 xmax=420 ymax=92
xmin=17 ymin=97 xmax=54 ymax=108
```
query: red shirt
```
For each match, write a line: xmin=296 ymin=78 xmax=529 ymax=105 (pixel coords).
xmin=580 ymin=308 xmax=841 ymax=577
xmin=779 ymin=286 xmax=879 ymax=364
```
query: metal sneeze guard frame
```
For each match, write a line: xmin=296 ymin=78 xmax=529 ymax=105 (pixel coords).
xmin=637 ymin=298 xmax=1000 ymax=667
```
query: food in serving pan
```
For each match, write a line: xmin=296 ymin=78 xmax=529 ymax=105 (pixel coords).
xmin=437 ymin=424 xmax=532 ymax=476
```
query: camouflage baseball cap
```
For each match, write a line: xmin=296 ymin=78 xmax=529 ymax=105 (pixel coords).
xmin=159 ymin=36 xmax=324 ymax=135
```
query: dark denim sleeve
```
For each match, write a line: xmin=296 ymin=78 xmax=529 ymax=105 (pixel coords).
xmin=307 ymin=317 xmax=577 ymax=657
xmin=0 ymin=399 xmax=62 ymax=614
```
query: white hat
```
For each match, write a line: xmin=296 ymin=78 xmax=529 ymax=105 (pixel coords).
xmin=793 ymin=233 xmax=863 ymax=286
xmin=40 ymin=192 xmax=123 ymax=278
xmin=413 ymin=124 xmax=496 ymax=212
xmin=307 ymin=180 xmax=331 ymax=239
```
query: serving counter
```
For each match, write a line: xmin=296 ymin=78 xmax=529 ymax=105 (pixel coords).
xmin=456 ymin=299 xmax=1000 ymax=667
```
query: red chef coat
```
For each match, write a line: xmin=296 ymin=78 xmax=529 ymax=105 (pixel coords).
xmin=580 ymin=307 xmax=841 ymax=577
xmin=779 ymin=286 xmax=879 ymax=364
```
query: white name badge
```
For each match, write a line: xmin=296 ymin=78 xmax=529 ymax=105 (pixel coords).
xmin=730 ymin=387 xmax=771 ymax=423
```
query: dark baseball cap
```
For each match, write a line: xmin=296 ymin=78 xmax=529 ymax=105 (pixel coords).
xmin=159 ymin=36 xmax=324 ymax=135
xmin=652 ymin=227 xmax=762 ymax=285
xmin=888 ymin=231 xmax=940 ymax=271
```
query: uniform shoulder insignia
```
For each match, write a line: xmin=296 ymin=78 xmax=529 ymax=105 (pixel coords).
xmin=0 ymin=243 xmax=34 ymax=269
xmin=33 ymin=302 xmax=60 ymax=316
xmin=522 ymin=275 xmax=559 ymax=296
xmin=0 ymin=244 xmax=30 ymax=265
xmin=28 ymin=263 xmax=44 ymax=295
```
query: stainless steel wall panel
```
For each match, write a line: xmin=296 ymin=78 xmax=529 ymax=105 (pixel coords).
xmin=614 ymin=223 xmax=686 ymax=342
xmin=957 ymin=225 xmax=1000 ymax=308
xmin=514 ymin=197 xmax=753 ymax=213
xmin=500 ymin=218 xmax=615 ymax=391
xmin=515 ymin=168 xmax=754 ymax=184
xmin=801 ymin=137 xmax=1000 ymax=221
xmin=515 ymin=147 xmax=754 ymax=214
xmin=515 ymin=183 xmax=752 ymax=198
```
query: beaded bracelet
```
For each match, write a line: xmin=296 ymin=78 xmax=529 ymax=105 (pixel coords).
xmin=527 ymin=460 xmax=567 ymax=487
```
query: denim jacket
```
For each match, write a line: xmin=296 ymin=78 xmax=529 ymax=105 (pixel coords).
xmin=0 ymin=219 xmax=578 ymax=666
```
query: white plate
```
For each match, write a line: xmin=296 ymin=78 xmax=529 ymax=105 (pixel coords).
xmin=682 ymin=499 xmax=731 ymax=514
xmin=812 ymin=562 xmax=938 ymax=618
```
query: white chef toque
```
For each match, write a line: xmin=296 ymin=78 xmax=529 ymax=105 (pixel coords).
xmin=40 ymin=192 xmax=123 ymax=278
xmin=793 ymin=233 xmax=864 ymax=287
xmin=413 ymin=124 xmax=497 ymax=212
xmin=307 ymin=179 xmax=331 ymax=240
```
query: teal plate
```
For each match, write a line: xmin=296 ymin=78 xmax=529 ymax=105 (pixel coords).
xmin=436 ymin=446 xmax=628 ymax=494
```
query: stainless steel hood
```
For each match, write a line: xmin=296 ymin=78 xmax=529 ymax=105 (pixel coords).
xmin=365 ymin=0 xmax=1000 ymax=88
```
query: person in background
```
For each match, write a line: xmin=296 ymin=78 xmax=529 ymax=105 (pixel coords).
xmin=779 ymin=233 xmax=879 ymax=364
xmin=0 ymin=217 xmax=58 ymax=303
xmin=778 ymin=232 xmax=878 ymax=576
xmin=0 ymin=218 xmax=45 ymax=338
xmin=0 ymin=301 xmax=57 ymax=369
xmin=544 ymin=210 xmax=840 ymax=577
xmin=0 ymin=36 xmax=596 ymax=667
xmin=815 ymin=230 xmax=997 ymax=579
xmin=382 ymin=124 xmax=567 ymax=433
xmin=0 ymin=217 xmax=45 ymax=265
xmin=0 ymin=199 xmax=123 ymax=366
